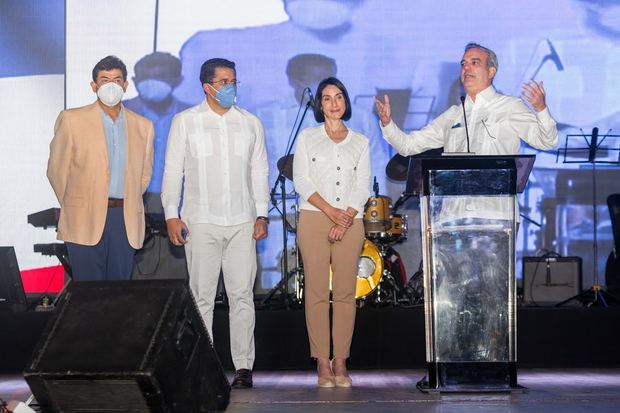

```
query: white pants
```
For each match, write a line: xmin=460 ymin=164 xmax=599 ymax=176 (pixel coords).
xmin=185 ymin=221 xmax=256 ymax=370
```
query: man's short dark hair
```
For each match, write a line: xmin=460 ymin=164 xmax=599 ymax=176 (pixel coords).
xmin=464 ymin=42 xmax=498 ymax=71
xmin=199 ymin=58 xmax=236 ymax=85
xmin=92 ymin=55 xmax=127 ymax=82
xmin=313 ymin=77 xmax=352 ymax=122
xmin=134 ymin=52 xmax=182 ymax=80
xmin=286 ymin=53 xmax=336 ymax=80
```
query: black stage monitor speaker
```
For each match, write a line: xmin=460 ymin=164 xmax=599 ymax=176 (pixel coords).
xmin=522 ymin=256 xmax=582 ymax=305
xmin=0 ymin=246 xmax=28 ymax=312
xmin=24 ymin=280 xmax=230 ymax=412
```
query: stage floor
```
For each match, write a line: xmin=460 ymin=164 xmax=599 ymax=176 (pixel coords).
xmin=2 ymin=369 xmax=620 ymax=413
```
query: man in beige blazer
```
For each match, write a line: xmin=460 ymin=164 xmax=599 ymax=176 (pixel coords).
xmin=47 ymin=55 xmax=154 ymax=281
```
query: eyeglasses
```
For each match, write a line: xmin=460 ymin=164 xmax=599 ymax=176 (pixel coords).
xmin=208 ymin=79 xmax=240 ymax=87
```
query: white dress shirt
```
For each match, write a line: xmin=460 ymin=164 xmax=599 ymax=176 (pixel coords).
xmin=161 ymin=101 xmax=269 ymax=226
xmin=380 ymin=85 xmax=558 ymax=221
xmin=293 ymin=125 xmax=371 ymax=218
xmin=256 ymin=94 xmax=387 ymax=194
xmin=381 ymin=85 xmax=557 ymax=156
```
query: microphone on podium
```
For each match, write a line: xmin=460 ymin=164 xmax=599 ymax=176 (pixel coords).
xmin=306 ymin=88 xmax=315 ymax=107
xmin=460 ymin=96 xmax=471 ymax=153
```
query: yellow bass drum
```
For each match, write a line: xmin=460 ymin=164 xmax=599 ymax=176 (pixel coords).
xmin=330 ymin=239 xmax=384 ymax=299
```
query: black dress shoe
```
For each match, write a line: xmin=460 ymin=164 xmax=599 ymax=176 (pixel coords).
xmin=231 ymin=369 xmax=253 ymax=389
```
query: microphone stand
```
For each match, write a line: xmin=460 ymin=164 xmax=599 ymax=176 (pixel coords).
xmin=460 ymin=96 xmax=472 ymax=153
xmin=261 ymin=90 xmax=314 ymax=309
xmin=444 ymin=96 xmax=474 ymax=156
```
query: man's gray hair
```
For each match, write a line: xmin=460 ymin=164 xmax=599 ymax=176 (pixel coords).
xmin=464 ymin=42 xmax=498 ymax=72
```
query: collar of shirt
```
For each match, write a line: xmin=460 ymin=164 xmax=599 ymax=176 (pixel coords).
xmin=320 ymin=123 xmax=352 ymax=145
xmin=198 ymin=99 xmax=242 ymax=119
xmin=465 ymin=85 xmax=498 ymax=110
xmin=99 ymin=104 xmax=126 ymax=124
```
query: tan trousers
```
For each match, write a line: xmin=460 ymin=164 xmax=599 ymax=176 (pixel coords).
xmin=297 ymin=210 xmax=365 ymax=359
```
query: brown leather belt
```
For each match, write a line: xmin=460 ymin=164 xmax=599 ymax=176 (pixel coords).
xmin=108 ymin=198 xmax=124 ymax=208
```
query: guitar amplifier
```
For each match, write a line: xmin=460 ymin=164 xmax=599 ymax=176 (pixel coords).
xmin=522 ymin=256 xmax=582 ymax=305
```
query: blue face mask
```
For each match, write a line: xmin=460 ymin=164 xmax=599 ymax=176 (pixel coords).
xmin=136 ymin=79 xmax=172 ymax=103
xmin=209 ymin=83 xmax=237 ymax=108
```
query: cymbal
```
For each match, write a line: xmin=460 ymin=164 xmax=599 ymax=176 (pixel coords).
xmin=385 ymin=154 xmax=409 ymax=181
xmin=277 ymin=154 xmax=294 ymax=181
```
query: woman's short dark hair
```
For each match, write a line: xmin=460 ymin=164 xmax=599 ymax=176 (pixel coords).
xmin=92 ymin=55 xmax=127 ymax=82
xmin=200 ymin=58 xmax=236 ymax=85
xmin=313 ymin=77 xmax=352 ymax=122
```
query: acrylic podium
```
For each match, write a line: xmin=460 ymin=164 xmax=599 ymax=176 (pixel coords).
xmin=408 ymin=155 xmax=535 ymax=393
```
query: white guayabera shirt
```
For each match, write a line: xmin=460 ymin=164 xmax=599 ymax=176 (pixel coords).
xmin=380 ymin=85 xmax=558 ymax=222
xmin=161 ymin=101 xmax=269 ymax=226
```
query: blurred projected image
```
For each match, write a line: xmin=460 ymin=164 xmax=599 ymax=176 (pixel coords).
xmin=124 ymin=52 xmax=191 ymax=216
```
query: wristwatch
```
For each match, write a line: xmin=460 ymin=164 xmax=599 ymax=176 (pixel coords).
xmin=256 ymin=216 xmax=270 ymax=224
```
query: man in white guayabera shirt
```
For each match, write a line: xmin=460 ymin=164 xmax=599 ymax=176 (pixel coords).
xmin=161 ymin=58 xmax=269 ymax=389
xmin=374 ymin=42 xmax=558 ymax=222
xmin=375 ymin=43 xmax=559 ymax=363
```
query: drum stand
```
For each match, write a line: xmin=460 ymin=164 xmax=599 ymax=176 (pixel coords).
xmin=375 ymin=245 xmax=399 ymax=305
xmin=373 ymin=192 xmax=415 ymax=306
xmin=260 ymin=89 xmax=313 ymax=309
xmin=260 ymin=175 xmax=302 ymax=308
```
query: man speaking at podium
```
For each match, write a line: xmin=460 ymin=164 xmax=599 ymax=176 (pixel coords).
xmin=375 ymin=42 xmax=558 ymax=222
xmin=375 ymin=42 xmax=558 ymax=158
xmin=374 ymin=43 xmax=560 ymax=372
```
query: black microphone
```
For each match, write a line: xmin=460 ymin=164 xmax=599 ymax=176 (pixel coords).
xmin=306 ymin=88 xmax=315 ymax=107
xmin=588 ymin=127 xmax=599 ymax=163
xmin=373 ymin=176 xmax=379 ymax=197
xmin=460 ymin=96 xmax=471 ymax=153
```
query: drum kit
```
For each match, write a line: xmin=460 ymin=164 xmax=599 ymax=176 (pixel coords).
xmin=262 ymin=153 xmax=420 ymax=307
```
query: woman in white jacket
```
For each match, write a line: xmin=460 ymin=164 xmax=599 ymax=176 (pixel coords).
xmin=293 ymin=77 xmax=371 ymax=388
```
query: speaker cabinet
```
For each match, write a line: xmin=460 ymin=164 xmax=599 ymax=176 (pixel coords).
xmin=522 ymin=256 xmax=582 ymax=305
xmin=0 ymin=246 xmax=28 ymax=312
xmin=24 ymin=280 xmax=230 ymax=412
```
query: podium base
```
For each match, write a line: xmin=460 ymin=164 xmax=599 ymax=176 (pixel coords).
xmin=417 ymin=361 xmax=524 ymax=393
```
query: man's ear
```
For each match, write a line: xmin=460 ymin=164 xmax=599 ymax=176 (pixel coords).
xmin=202 ymin=83 xmax=213 ymax=97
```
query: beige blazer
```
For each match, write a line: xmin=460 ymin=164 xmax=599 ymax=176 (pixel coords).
xmin=47 ymin=102 xmax=154 ymax=249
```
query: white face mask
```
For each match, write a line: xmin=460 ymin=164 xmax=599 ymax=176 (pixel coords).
xmin=97 ymin=82 xmax=125 ymax=107
xmin=287 ymin=1 xmax=351 ymax=31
